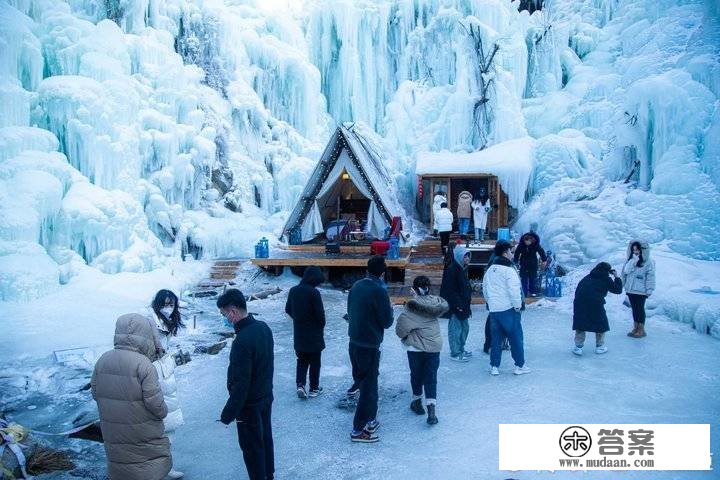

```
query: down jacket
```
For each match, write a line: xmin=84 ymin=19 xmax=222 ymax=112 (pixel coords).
xmin=621 ymin=240 xmax=656 ymax=296
xmin=572 ymin=265 xmax=623 ymax=333
xmin=91 ymin=314 xmax=171 ymax=480
xmin=395 ymin=295 xmax=448 ymax=352
xmin=434 ymin=207 xmax=454 ymax=233
xmin=457 ymin=191 xmax=473 ymax=218
xmin=285 ymin=266 xmax=326 ymax=352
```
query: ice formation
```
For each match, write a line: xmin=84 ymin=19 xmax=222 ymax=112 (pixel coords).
xmin=0 ymin=0 xmax=718 ymax=336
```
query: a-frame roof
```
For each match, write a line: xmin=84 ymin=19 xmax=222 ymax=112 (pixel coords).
xmin=282 ymin=123 xmax=401 ymax=240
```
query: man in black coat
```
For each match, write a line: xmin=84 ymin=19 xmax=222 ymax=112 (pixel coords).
xmin=513 ymin=232 xmax=547 ymax=297
xmin=346 ymin=255 xmax=394 ymax=443
xmin=218 ymin=289 xmax=275 ymax=480
xmin=440 ymin=244 xmax=473 ymax=361
xmin=285 ymin=266 xmax=326 ymax=399
xmin=572 ymin=262 xmax=623 ymax=356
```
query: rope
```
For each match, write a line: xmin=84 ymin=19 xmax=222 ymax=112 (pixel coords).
xmin=0 ymin=420 xmax=30 ymax=479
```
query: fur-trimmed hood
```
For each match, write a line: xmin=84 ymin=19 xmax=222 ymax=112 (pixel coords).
xmin=626 ymin=240 xmax=651 ymax=262
xmin=405 ymin=295 xmax=449 ymax=318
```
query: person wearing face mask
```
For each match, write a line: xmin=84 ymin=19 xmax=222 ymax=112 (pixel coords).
xmin=146 ymin=290 xmax=185 ymax=479
xmin=217 ymin=288 xmax=275 ymax=480
xmin=148 ymin=289 xmax=185 ymax=355
xmin=440 ymin=245 xmax=473 ymax=362
xmin=621 ymin=240 xmax=656 ymax=338
xmin=395 ymin=276 xmax=448 ymax=425
xmin=346 ymin=256 xmax=394 ymax=443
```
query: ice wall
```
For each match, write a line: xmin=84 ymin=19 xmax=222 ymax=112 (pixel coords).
xmin=0 ymin=0 xmax=328 ymax=300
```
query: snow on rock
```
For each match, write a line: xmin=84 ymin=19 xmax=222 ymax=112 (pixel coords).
xmin=416 ymin=137 xmax=535 ymax=208
xmin=0 ymin=126 xmax=59 ymax=161
xmin=0 ymin=241 xmax=59 ymax=301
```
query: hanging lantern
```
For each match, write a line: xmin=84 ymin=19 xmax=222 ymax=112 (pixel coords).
xmin=417 ymin=175 xmax=423 ymax=199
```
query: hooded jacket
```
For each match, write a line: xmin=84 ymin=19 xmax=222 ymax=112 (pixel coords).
xmin=434 ymin=207 xmax=454 ymax=233
xmin=572 ymin=265 xmax=623 ymax=333
xmin=457 ymin=191 xmax=473 ymax=218
xmin=285 ymin=266 xmax=326 ymax=352
xmin=482 ymin=256 xmax=523 ymax=313
xmin=395 ymin=295 xmax=448 ymax=352
xmin=471 ymin=198 xmax=491 ymax=229
xmin=433 ymin=194 xmax=447 ymax=230
xmin=513 ymin=232 xmax=547 ymax=273
xmin=440 ymin=245 xmax=473 ymax=320
xmin=621 ymin=240 xmax=656 ymax=296
xmin=91 ymin=314 xmax=171 ymax=480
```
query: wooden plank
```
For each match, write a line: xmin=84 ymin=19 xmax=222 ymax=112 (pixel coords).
xmin=250 ymin=257 xmax=409 ymax=267
xmin=285 ymin=244 xmax=411 ymax=255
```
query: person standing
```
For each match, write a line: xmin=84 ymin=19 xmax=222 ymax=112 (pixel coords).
xmin=346 ymin=256 xmax=394 ymax=443
xmin=285 ymin=266 xmax=326 ymax=399
xmin=457 ymin=190 xmax=473 ymax=236
xmin=148 ymin=289 xmax=185 ymax=354
xmin=395 ymin=276 xmax=448 ymax=425
xmin=471 ymin=190 xmax=491 ymax=242
xmin=440 ymin=245 xmax=473 ymax=362
xmin=572 ymin=262 xmax=623 ymax=355
xmin=435 ymin=202 xmax=454 ymax=255
xmin=513 ymin=232 xmax=547 ymax=297
xmin=147 ymin=289 xmax=185 ymax=455
xmin=432 ymin=190 xmax=447 ymax=235
xmin=621 ymin=240 xmax=655 ymax=338
xmin=91 ymin=314 xmax=173 ymax=480
xmin=483 ymin=241 xmax=530 ymax=376
xmin=217 ymin=289 xmax=275 ymax=480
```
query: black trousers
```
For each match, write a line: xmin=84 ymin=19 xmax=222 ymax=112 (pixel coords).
xmin=407 ymin=351 xmax=439 ymax=399
xmin=236 ymin=399 xmax=274 ymax=480
xmin=349 ymin=344 xmax=380 ymax=432
xmin=439 ymin=231 xmax=451 ymax=253
xmin=627 ymin=293 xmax=647 ymax=324
xmin=295 ymin=350 xmax=321 ymax=390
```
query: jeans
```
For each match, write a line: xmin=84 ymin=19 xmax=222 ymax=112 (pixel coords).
xmin=489 ymin=308 xmax=525 ymax=368
xmin=236 ymin=399 xmax=274 ymax=480
xmin=295 ymin=351 xmax=321 ymax=390
xmin=575 ymin=330 xmax=605 ymax=347
xmin=474 ymin=227 xmax=485 ymax=241
xmin=407 ymin=351 xmax=440 ymax=400
xmin=448 ymin=314 xmax=470 ymax=357
xmin=521 ymin=270 xmax=538 ymax=296
xmin=349 ymin=344 xmax=380 ymax=432
xmin=627 ymin=293 xmax=647 ymax=324
xmin=459 ymin=218 xmax=470 ymax=235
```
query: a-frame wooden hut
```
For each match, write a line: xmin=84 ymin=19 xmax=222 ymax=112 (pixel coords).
xmin=282 ymin=124 xmax=402 ymax=243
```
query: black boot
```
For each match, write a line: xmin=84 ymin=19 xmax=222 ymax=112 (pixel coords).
xmin=426 ymin=404 xmax=438 ymax=425
xmin=410 ymin=398 xmax=425 ymax=415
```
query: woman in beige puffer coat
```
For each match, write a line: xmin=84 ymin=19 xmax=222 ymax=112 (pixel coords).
xmin=91 ymin=313 xmax=172 ymax=480
xmin=395 ymin=276 xmax=448 ymax=425
xmin=457 ymin=190 xmax=473 ymax=235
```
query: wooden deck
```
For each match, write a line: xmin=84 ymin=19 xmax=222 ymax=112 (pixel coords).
xmin=251 ymin=250 xmax=410 ymax=268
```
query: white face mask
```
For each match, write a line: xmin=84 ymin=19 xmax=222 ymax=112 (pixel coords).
xmin=418 ymin=287 xmax=429 ymax=296
xmin=160 ymin=306 xmax=174 ymax=318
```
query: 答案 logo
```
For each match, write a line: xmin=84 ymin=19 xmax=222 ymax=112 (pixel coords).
xmin=559 ymin=426 xmax=592 ymax=457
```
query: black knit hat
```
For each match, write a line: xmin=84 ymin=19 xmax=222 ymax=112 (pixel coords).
xmin=367 ymin=255 xmax=387 ymax=277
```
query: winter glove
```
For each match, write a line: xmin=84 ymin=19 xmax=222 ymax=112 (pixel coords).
xmin=220 ymin=406 xmax=234 ymax=425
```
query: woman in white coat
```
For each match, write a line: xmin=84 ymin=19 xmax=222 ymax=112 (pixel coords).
xmin=432 ymin=190 xmax=447 ymax=235
xmin=147 ymin=289 xmax=185 ymax=479
xmin=471 ymin=190 xmax=491 ymax=241
xmin=435 ymin=202 xmax=454 ymax=254
xmin=621 ymin=241 xmax=655 ymax=338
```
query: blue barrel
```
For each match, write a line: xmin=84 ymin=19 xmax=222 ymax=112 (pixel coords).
xmin=497 ymin=228 xmax=511 ymax=241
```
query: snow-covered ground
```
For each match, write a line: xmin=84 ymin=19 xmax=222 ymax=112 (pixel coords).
xmin=7 ymin=270 xmax=716 ymax=479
